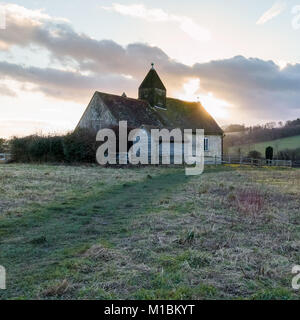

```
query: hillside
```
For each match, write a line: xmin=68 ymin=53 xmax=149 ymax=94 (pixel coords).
xmin=0 ymin=164 xmax=299 ymax=300
xmin=228 ymin=135 xmax=300 ymax=156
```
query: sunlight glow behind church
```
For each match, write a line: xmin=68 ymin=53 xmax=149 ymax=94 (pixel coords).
xmin=175 ymin=78 xmax=230 ymax=120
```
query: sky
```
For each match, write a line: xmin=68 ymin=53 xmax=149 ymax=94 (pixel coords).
xmin=0 ymin=0 xmax=300 ymax=137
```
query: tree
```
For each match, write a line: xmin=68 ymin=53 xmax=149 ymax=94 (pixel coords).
xmin=224 ymin=124 xmax=245 ymax=133
xmin=247 ymin=150 xmax=262 ymax=159
xmin=265 ymin=146 xmax=273 ymax=160
xmin=0 ymin=139 xmax=6 ymax=153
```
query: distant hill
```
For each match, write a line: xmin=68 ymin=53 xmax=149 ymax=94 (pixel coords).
xmin=228 ymin=135 xmax=300 ymax=156
xmin=222 ymin=124 xmax=246 ymax=133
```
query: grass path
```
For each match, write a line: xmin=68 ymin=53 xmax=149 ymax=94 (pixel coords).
xmin=0 ymin=168 xmax=189 ymax=299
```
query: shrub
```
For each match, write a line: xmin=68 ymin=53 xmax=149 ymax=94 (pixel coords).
xmin=247 ymin=150 xmax=262 ymax=159
xmin=9 ymin=128 xmax=98 ymax=163
xmin=10 ymin=135 xmax=64 ymax=163
xmin=28 ymin=136 xmax=64 ymax=162
xmin=62 ymin=129 xmax=97 ymax=163
xmin=0 ymin=138 xmax=6 ymax=153
xmin=278 ymin=148 xmax=300 ymax=161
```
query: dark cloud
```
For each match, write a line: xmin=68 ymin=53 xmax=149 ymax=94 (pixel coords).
xmin=193 ymin=56 xmax=300 ymax=119
xmin=0 ymin=61 xmax=138 ymax=102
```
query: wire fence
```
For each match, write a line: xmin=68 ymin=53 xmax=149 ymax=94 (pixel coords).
xmin=218 ymin=155 xmax=293 ymax=167
xmin=0 ymin=153 xmax=296 ymax=167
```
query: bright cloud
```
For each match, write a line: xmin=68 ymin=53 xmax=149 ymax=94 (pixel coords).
xmin=102 ymin=3 xmax=169 ymax=22
xmin=102 ymin=3 xmax=211 ymax=42
xmin=1 ymin=3 xmax=68 ymax=22
xmin=256 ymin=1 xmax=287 ymax=25
xmin=175 ymin=78 xmax=200 ymax=102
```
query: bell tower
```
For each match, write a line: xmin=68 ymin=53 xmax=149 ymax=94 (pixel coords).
xmin=138 ymin=64 xmax=167 ymax=109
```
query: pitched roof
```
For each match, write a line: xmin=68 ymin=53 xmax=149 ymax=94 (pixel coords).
xmin=77 ymin=92 xmax=223 ymax=136
xmin=139 ymin=69 xmax=166 ymax=91
xmin=96 ymin=92 xmax=164 ymax=127
xmin=152 ymin=98 xmax=223 ymax=135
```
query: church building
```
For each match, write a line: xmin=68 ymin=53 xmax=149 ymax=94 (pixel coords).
xmin=76 ymin=64 xmax=223 ymax=164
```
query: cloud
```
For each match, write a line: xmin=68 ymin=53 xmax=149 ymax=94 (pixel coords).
xmin=0 ymin=4 xmax=189 ymax=78
xmin=256 ymin=1 xmax=287 ymax=25
xmin=102 ymin=3 xmax=169 ymax=22
xmin=193 ymin=56 xmax=300 ymax=121
xmin=0 ymin=4 xmax=300 ymax=126
xmin=0 ymin=84 xmax=17 ymax=97
xmin=102 ymin=3 xmax=211 ymax=42
xmin=1 ymin=3 xmax=68 ymax=24
xmin=0 ymin=61 xmax=138 ymax=102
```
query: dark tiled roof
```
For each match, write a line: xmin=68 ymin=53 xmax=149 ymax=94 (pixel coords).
xmin=139 ymin=69 xmax=166 ymax=91
xmin=152 ymin=98 xmax=223 ymax=135
xmin=96 ymin=92 xmax=163 ymax=127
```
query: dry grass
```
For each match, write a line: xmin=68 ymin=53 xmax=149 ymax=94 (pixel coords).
xmin=0 ymin=164 xmax=299 ymax=300
xmin=42 ymin=279 xmax=72 ymax=297
xmin=83 ymin=244 xmax=115 ymax=261
xmin=144 ymin=167 xmax=299 ymax=298
xmin=0 ymin=164 xmax=164 ymax=217
xmin=228 ymin=188 xmax=266 ymax=218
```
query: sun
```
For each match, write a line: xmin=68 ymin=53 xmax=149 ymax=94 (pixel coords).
xmin=175 ymin=78 xmax=231 ymax=120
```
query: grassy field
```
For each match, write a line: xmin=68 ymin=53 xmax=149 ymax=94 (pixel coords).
xmin=228 ymin=135 xmax=300 ymax=155
xmin=0 ymin=164 xmax=299 ymax=300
